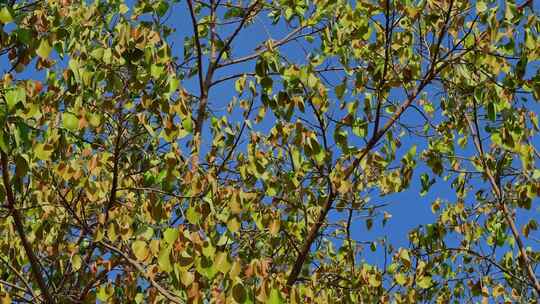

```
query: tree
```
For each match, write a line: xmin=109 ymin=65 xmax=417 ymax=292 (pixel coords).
xmin=0 ymin=0 xmax=539 ymax=302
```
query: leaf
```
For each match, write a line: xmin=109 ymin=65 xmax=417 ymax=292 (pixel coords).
xmin=395 ymin=273 xmax=407 ymax=285
xmin=182 ymin=117 xmax=193 ymax=132
xmin=5 ymin=87 xmax=26 ymax=111
xmin=34 ymin=143 xmax=53 ymax=161
xmin=352 ymin=119 xmax=367 ymax=137
xmin=72 ymin=254 xmax=82 ymax=271
xmin=268 ymin=288 xmax=284 ymax=304
xmin=420 ymin=173 xmax=435 ymax=196
xmin=365 ymin=218 xmax=373 ymax=230
xmin=119 ymin=3 xmax=129 ymax=14
xmin=335 ymin=82 xmax=346 ymax=99
xmin=399 ymin=249 xmax=411 ymax=268
xmin=97 ymin=285 xmax=113 ymax=302
xmin=36 ymin=39 xmax=52 ymax=59
xmin=261 ymin=77 xmax=273 ymax=92
xmin=168 ymin=76 xmax=180 ymax=94
xmin=227 ymin=217 xmax=241 ymax=233
xmin=235 ymin=75 xmax=246 ymax=93
xmin=163 ymin=228 xmax=178 ymax=245
xmin=232 ymin=283 xmax=247 ymax=303
xmin=417 ymin=276 xmax=432 ymax=289
xmin=476 ymin=1 xmax=487 ymax=12
xmin=0 ymin=130 xmax=9 ymax=153
xmin=214 ymin=251 xmax=231 ymax=274
xmin=269 ymin=218 xmax=280 ymax=236
xmin=151 ymin=64 xmax=164 ymax=79
xmin=492 ymin=284 xmax=505 ymax=298
xmin=291 ymin=147 xmax=302 ymax=169
xmin=195 ymin=256 xmax=218 ymax=279
xmin=158 ymin=246 xmax=172 ymax=272
xmin=132 ymin=240 xmax=148 ymax=261
xmin=186 ymin=206 xmax=201 ymax=224
xmin=63 ymin=112 xmax=79 ymax=131
xmin=368 ymin=274 xmax=381 ymax=287
xmin=487 ymin=102 xmax=496 ymax=121
xmin=0 ymin=7 xmax=13 ymax=24
xmin=179 ymin=269 xmax=194 ymax=286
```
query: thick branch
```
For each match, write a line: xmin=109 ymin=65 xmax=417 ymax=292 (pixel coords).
xmin=105 ymin=127 xmax=122 ymax=223
xmin=465 ymin=109 xmax=540 ymax=294
xmin=1 ymin=151 xmax=55 ymax=303
xmin=285 ymin=23 xmax=467 ymax=285
xmin=191 ymin=0 xmax=260 ymax=153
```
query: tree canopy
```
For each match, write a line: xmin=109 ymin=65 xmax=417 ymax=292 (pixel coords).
xmin=0 ymin=0 xmax=539 ymax=302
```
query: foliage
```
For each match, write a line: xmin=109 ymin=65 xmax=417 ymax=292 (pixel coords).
xmin=0 ymin=0 xmax=539 ymax=302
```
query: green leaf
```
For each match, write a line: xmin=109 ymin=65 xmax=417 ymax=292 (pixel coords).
xmin=168 ymin=76 xmax=180 ymax=94
xmin=267 ymin=288 xmax=284 ymax=304
xmin=195 ymin=256 xmax=218 ymax=279
xmin=420 ymin=173 xmax=435 ymax=196
xmin=63 ymin=112 xmax=79 ymax=131
xmin=5 ymin=87 xmax=26 ymax=111
xmin=186 ymin=206 xmax=200 ymax=224
xmin=163 ymin=228 xmax=178 ymax=245
xmin=0 ymin=7 xmax=13 ymax=24
xmin=232 ymin=283 xmax=247 ymax=303
xmin=155 ymin=1 xmax=169 ymax=17
xmin=36 ymin=39 xmax=52 ymax=59
xmin=335 ymin=82 xmax=346 ymax=99
xmin=34 ymin=143 xmax=53 ymax=161
xmin=227 ymin=217 xmax=241 ymax=233
xmin=151 ymin=64 xmax=164 ymax=79
xmin=96 ymin=286 xmax=111 ymax=302
xmin=487 ymin=102 xmax=496 ymax=121
xmin=261 ymin=77 xmax=273 ymax=92
xmin=0 ymin=130 xmax=9 ymax=153
xmin=182 ymin=117 xmax=193 ymax=132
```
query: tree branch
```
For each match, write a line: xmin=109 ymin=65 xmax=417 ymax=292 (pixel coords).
xmin=0 ymin=151 xmax=54 ymax=303
xmin=465 ymin=105 xmax=540 ymax=295
xmin=99 ymin=241 xmax=183 ymax=303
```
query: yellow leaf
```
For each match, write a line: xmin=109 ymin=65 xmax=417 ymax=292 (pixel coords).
xmin=395 ymin=273 xmax=407 ymax=286
xmin=132 ymin=240 xmax=148 ymax=261
xmin=158 ymin=246 xmax=172 ymax=272
xmin=36 ymin=39 xmax=52 ymax=59
xmin=369 ymin=274 xmax=382 ymax=287
xmin=1 ymin=293 xmax=11 ymax=304
xmin=72 ymin=254 xmax=82 ymax=271
xmin=493 ymin=284 xmax=505 ymax=298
